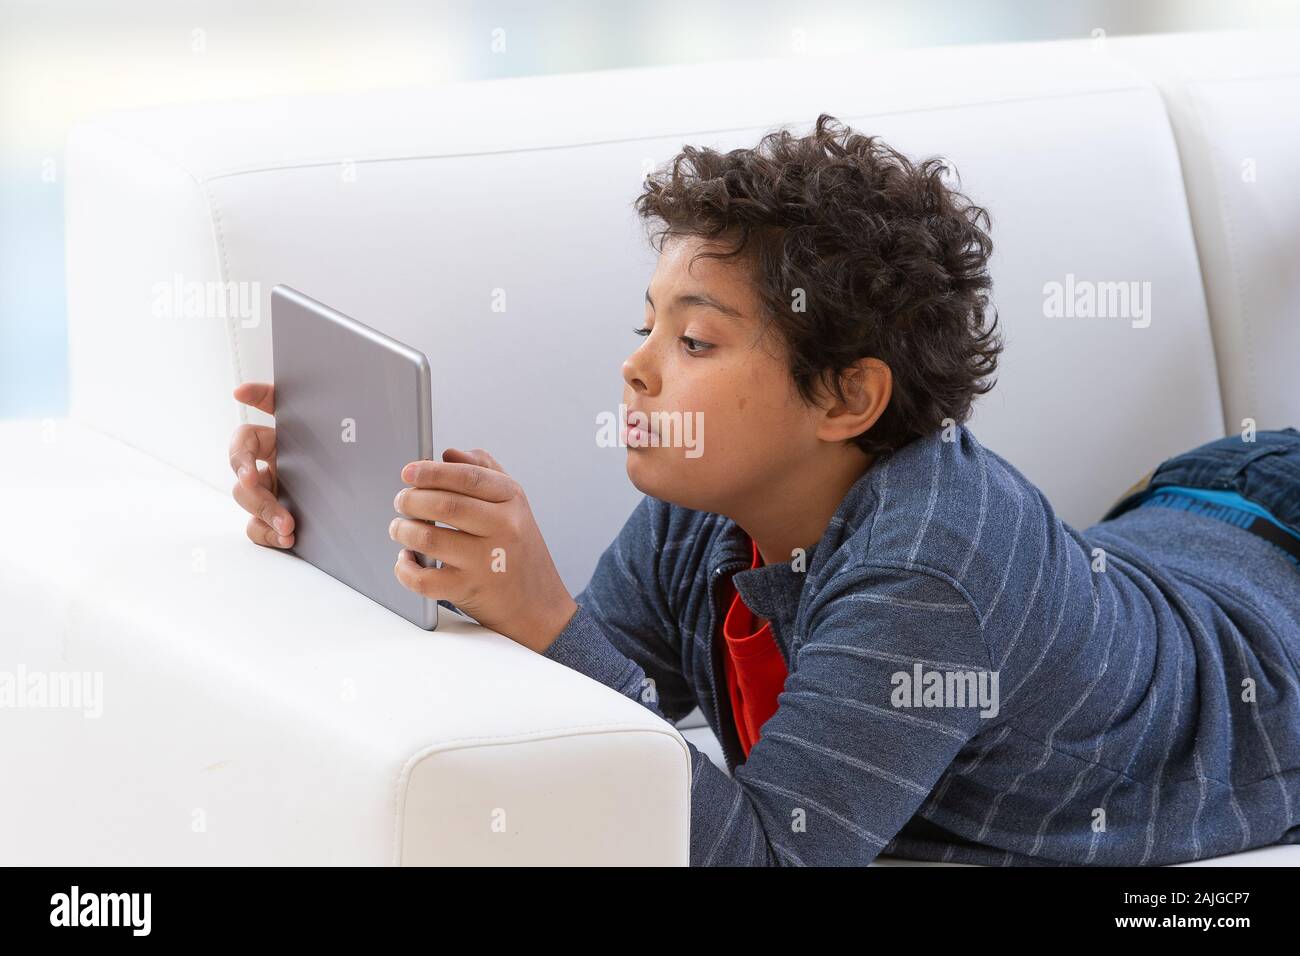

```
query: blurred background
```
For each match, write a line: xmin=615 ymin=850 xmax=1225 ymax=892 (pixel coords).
xmin=4 ymin=0 xmax=1299 ymax=419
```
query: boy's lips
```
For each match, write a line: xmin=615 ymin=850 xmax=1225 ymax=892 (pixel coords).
xmin=625 ymin=407 xmax=657 ymax=437
xmin=624 ymin=407 xmax=658 ymax=447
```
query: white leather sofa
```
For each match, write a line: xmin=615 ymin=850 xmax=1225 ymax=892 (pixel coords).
xmin=3 ymin=29 xmax=1298 ymax=866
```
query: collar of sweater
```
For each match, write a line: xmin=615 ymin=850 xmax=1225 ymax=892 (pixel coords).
xmin=719 ymin=460 xmax=882 ymax=627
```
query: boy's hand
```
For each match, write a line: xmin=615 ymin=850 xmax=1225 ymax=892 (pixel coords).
xmin=229 ymin=382 xmax=296 ymax=549
xmin=391 ymin=448 xmax=578 ymax=654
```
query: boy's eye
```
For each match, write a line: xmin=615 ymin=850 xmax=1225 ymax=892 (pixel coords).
xmin=631 ymin=326 xmax=714 ymax=355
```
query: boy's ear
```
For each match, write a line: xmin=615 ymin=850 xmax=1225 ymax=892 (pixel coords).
xmin=818 ymin=358 xmax=891 ymax=442
xmin=854 ymin=357 xmax=892 ymax=422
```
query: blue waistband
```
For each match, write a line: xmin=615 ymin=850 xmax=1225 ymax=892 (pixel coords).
xmin=1134 ymin=484 xmax=1300 ymax=565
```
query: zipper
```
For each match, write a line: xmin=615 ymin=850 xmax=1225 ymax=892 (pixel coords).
xmin=707 ymin=559 xmax=751 ymax=776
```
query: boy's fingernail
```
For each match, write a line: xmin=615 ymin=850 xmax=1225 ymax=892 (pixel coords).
xmin=275 ymin=517 xmax=288 ymax=534
xmin=278 ymin=535 xmax=291 ymax=546
xmin=239 ymin=465 xmax=250 ymax=480
xmin=402 ymin=464 xmax=415 ymax=482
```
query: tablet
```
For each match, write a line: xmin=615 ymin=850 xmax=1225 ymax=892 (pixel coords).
xmin=270 ymin=284 xmax=439 ymax=630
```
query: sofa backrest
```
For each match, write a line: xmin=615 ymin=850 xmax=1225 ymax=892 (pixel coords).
xmin=1107 ymin=31 xmax=1300 ymax=437
xmin=66 ymin=33 xmax=1264 ymax=593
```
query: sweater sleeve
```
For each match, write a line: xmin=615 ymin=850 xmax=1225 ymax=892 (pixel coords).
xmin=543 ymin=494 xmax=698 ymax=723
xmin=545 ymin=511 xmax=996 ymax=865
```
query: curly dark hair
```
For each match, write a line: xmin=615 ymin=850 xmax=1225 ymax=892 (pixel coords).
xmin=632 ymin=113 xmax=1002 ymax=457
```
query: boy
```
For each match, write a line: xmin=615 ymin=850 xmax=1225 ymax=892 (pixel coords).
xmin=231 ymin=115 xmax=1300 ymax=866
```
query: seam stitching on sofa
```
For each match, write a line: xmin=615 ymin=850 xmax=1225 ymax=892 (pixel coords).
xmin=1177 ymin=69 xmax=1300 ymax=88
xmin=96 ymin=123 xmax=205 ymax=186
xmin=1188 ymin=81 xmax=1258 ymax=431
xmin=197 ymin=180 xmax=248 ymax=407
xmin=389 ymin=722 xmax=691 ymax=865
xmin=188 ymin=84 xmax=1151 ymax=185
xmin=1136 ymin=81 xmax=1230 ymax=435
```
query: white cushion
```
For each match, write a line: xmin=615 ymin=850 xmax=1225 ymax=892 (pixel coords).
xmin=0 ymin=418 xmax=689 ymax=864
xmin=1106 ymin=31 xmax=1300 ymax=435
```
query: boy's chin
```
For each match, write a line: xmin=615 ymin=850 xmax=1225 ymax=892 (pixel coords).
xmin=625 ymin=452 xmax=658 ymax=496
xmin=625 ymin=452 xmax=681 ymax=501
xmin=625 ymin=454 xmax=714 ymax=511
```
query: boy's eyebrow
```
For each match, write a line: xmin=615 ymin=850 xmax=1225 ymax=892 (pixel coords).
xmin=644 ymin=286 xmax=743 ymax=319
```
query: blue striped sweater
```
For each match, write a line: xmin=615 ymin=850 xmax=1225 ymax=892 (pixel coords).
xmin=542 ymin=423 xmax=1300 ymax=865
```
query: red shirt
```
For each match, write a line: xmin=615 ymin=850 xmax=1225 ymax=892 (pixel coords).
xmin=718 ymin=534 xmax=788 ymax=759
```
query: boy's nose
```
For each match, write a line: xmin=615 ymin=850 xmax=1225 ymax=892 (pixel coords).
xmin=622 ymin=355 xmax=656 ymax=396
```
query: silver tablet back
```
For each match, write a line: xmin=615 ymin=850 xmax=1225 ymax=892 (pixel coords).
xmin=270 ymin=285 xmax=439 ymax=630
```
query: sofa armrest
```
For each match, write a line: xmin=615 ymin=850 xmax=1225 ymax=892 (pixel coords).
xmin=0 ymin=418 xmax=689 ymax=865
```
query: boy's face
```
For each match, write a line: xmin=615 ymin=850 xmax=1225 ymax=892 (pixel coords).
xmin=622 ymin=233 xmax=838 ymax=515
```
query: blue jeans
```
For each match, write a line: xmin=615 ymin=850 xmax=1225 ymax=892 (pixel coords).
xmin=1102 ymin=427 xmax=1300 ymax=539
